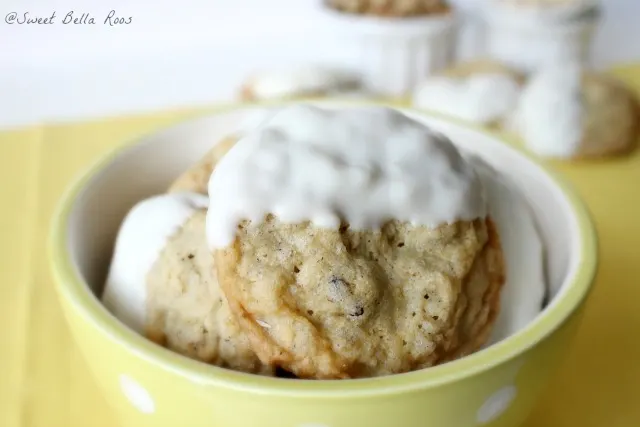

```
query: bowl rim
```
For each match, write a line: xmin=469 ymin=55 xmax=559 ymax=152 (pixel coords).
xmin=48 ymin=101 xmax=598 ymax=398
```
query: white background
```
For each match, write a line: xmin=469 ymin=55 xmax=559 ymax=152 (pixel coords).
xmin=1 ymin=0 xmax=639 ymax=129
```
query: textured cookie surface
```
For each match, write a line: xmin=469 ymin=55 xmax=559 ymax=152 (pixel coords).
xmin=578 ymin=73 xmax=639 ymax=158
xmin=325 ymin=0 xmax=450 ymax=16
xmin=240 ymin=68 xmax=362 ymax=102
xmin=215 ymin=216 xmax=504 ymax=379
xmin=514 ymin=67 xmax=639 ymax=159
xmin=440 ymin=59 xmax=523 ymax=83
xmin=168 ymin=136 xmax=237 ymax=194
xmin=146 ymin=210 xmax=272 ymax=375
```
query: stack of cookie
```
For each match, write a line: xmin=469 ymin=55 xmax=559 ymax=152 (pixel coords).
xmin=412 ymin=59 xmax=639 ymax=159
xmin=102 ymin=106 xmax=509 ymax=379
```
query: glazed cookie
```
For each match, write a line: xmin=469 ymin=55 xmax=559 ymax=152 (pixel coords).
xmin=412 ymin=59 xmax=523 ymax=127
xmin=207 ymin=105 xmax=505 ymax=379
xmin=325 ymin=0 xmax=451 ymax=17
xmin=215 ymin=216 xmax=503 ymax=379
xmin=170 ymin=109 xmax=285 ymax=194
xmin=439 ymin=59 xmax=524 ymax=82
xmin=240 ymin=67 xmax=364 ymax=102
xmin=102 ymin=192 xmax=272 ymax=375
xmin=168 ymin=136 xmax=237 ymax=194
xmin=512 ymin=63 xmax=639 ymax=159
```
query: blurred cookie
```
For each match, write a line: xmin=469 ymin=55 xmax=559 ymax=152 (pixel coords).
xmin=413 ymin=60 xmax=523 ymax=127
xmin=215 ymin=216 xmax=504 ymax=379
xmin=240 ymin=67 xmax=364 ymax=102
xmin=102 ymin=193 xmax=272 ymax=375
xmin=513 ymin=63 xmax=639 ymax=159
xmin=439 ymin=59 xmax=524 ymax=82
xmin=325 ymin=0 xmax=450 ymax=17
xmin=169 ymin=136 xmax=237 ymax=194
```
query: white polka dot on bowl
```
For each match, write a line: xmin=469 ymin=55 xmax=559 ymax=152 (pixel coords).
xmin=476 ymin=385 xmax=517 ymax=425
xmin=119 ymin=374 xmax=155 ymax=414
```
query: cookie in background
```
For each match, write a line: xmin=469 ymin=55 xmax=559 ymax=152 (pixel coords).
xmin=238 ymin=66 xmax=372 ymax=102
xmin=411 ymin=59 xmax=523 ymax=127
xmin=324 ymin=0 xmax=451 ymax=17
xmin=510 ymin=62 xmax=639 ymax=159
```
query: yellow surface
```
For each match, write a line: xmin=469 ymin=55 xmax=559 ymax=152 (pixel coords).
xmin=1 ymin=65 xmax=639 ymax=426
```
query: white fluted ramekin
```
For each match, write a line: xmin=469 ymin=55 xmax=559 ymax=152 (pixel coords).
xmin=319 ymin=7 xmax=457 ymax=97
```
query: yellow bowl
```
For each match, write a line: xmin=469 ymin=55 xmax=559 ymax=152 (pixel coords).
xmin=49 ymin=104 xmax=597 ymax=427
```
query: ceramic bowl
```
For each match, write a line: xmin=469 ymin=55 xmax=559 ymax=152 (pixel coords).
xmin=49 ymin=103 xmax=597 ymax=427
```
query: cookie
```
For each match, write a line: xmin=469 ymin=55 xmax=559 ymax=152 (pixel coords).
xmin=206 ymin=105 xmax=505 ymax=379
xmin=324 ymin=0 xmax=450 ymax=17
xmin=102 ymin=193 xmax=209 ymax=333
xmin=412 ymin=59 xmax=523 ymax=127
xmin=146 ymin=210 xmax=272 ymax=374
xmin=214 ymin=216 xmax=504 ymax=379
xmin=512 ymin=63 xmax=639 ymax=159
xmin=240 ymin=67 xmax=363 ymax=102
xmin=439 ymin=59 xmax=524 ymax=82
xmin=102 ymin=193 xmax=272 ymax=375
xmin=168 ymin=136 xmax=237 ymax=194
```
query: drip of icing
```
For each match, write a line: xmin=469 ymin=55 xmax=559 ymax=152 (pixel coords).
xmin=247 ymin=67 xmax=361 ymax=100
xmin=206 ymin=105 xmax=487 ymax=248
xmin=413 ymin=73 xmax=521 ymax=124
xmin=515 ymin=63 xmax=584 ymax=158
xmin=101 ymin=192 xmax=208 ymax=333
xmin=470 ymin=158 xmax=546 ymax=344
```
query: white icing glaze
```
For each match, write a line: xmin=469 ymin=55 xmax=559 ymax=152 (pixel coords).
xmin=247 ymin=67 xmax=361 ymax=100
xmin=206 ymin=105 xmax=487 ymax=248
xmin=470 ymin=159 xmax=546 ymax=344
xmin=101 ymin=192 xmax=208 ymax=333
xmin=412 ymin=73 xmax=521 ymax=124
xmin=514 ymin=62 xmax=584 ymax=158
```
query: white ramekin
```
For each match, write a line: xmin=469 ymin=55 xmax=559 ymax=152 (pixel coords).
xmin=483 ymin=2 xmax=601 ymax=73
xmin=319 ymin=7 xmax=457 ymax=97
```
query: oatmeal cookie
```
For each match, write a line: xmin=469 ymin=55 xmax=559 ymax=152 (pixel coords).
xmin=239 ymin=67 xmax=363 ymax=102
xmin=168 ymin=136 xmax=237 ymax=194
xmin=573 ymin=73 xmax=639 ymax=158
xmin=145 ymin=209 xmax=273 ymax=375
xmin=513 ymin=64 xmax=639 ymax=159
xmin=215 ymin=216 xmax=504 ymax=379
xmin=412 ymin=59 xmax=523 ymax=127
xmin=440 ymin=59 xmax=524 ymax=83
xmin=325 ymin=0 xmax=450 ymax=17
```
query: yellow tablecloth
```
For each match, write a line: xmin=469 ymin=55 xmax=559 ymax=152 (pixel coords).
xmin=2 ymin=66 xmax=640 ymax=427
